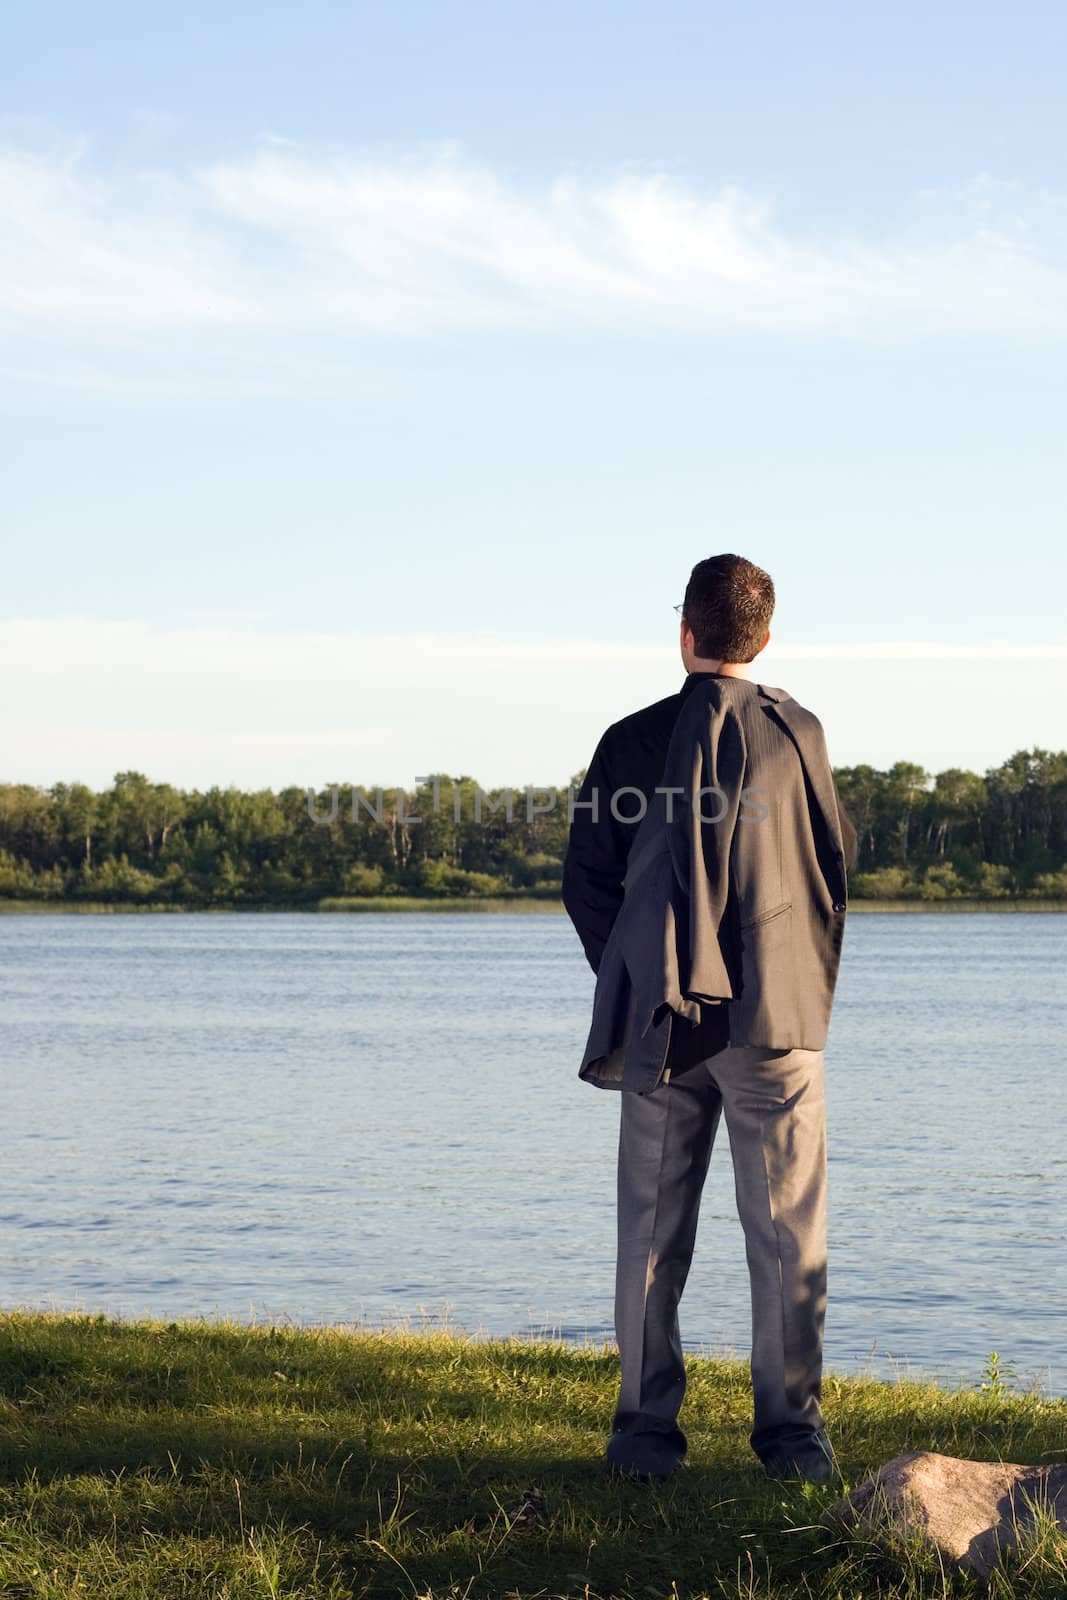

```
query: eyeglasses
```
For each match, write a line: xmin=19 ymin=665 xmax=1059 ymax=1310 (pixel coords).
xmin=673 ymin=603 xmax=685 ymax=617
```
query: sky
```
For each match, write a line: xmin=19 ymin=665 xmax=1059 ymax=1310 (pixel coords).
xmin=3 ymin=0 xmax=1066 ymax=791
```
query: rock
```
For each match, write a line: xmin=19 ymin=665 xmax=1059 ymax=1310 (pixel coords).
xmin=826 ymin=1451 xmax=1067 ymax=1578
xmin=461 ymin=1487 xmax=548 ymax=1538
xmin=506 ymin=1486 xmax=548 ymax=1528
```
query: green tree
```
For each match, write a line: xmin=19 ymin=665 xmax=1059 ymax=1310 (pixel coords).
xmin=52 ymin=781 xmax=100 ymax=866
xmin=928 ymin=769 xmax=986 ymax=859
xmin=879 ymin=762 xmax=930 ymax=864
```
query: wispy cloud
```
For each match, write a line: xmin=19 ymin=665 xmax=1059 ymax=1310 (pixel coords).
xmin=3 ymin=617 xmax=1064 ymax=677
xmin=0 ymin=141 xmax=253 ymax=329
xmin=3 ymin=137 xmax=1067 ymax=352
xmin=2 ymin=620 xmax=1061 ymax=787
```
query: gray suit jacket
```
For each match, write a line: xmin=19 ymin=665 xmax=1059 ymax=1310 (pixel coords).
xmin=578 ymin=676 xmax=849 ymax=1094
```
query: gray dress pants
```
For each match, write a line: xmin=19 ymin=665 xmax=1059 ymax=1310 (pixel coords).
xmin=612 ymin=1043 xmax=828 ymax=1459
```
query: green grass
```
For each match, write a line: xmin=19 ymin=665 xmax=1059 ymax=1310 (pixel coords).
xmin=842 ymin=899 xmax=1066 ymax=914
xmin=0 ymin=898 xmax=563 ymax=916
xmin=316 ymin=897 xmax=563 ymax=913
xmin=0 ymin=1313 xmax=1064 ymax=1598
xmin=0 ymin=898 xmax=570 ymax=916
xmin=1 ymin=896 xmax=1065 ymax=915
xmin=319 ymin=897 xmax=1067 ymax=915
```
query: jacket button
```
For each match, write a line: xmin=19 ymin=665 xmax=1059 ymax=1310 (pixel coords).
xmin=833 ymin=902 xmax=846 ymax=912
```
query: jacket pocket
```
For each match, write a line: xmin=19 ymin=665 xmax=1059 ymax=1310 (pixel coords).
xmin=740 ymin=898 xmax=792 ymax=931
xmin=738 ymin=901 xmax=794 ymax=980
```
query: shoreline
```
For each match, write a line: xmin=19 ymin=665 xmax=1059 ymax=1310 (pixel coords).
xmin=1 ymin=895 xmax=1065 ymax=915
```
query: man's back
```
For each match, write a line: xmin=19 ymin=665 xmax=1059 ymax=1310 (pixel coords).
xmin=563 ymin=670 xmax=858 ymax=1084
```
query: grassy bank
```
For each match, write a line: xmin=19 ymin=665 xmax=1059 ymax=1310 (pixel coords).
xmin=0 ymin=898 xmax=564 ymax=915
xmin=1 ymin=895 xmax=1065 ymax=915
xmin=317 ymin=896 xmax=563 ymax=914
xmin=839 ymin=898 xmax=1066 ymax=913
xmin=321 ymin=897 xmax=1067 ymax=915
xmin=0 ymin=1312 xmax=1064 ymax=1598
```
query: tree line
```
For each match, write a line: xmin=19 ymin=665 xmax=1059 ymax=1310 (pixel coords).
xmin=1 ymin=749 xmax=1065 ymax=906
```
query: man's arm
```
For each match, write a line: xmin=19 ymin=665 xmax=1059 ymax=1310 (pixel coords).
xmin=561 ymin=733 xmax=632 ymax=973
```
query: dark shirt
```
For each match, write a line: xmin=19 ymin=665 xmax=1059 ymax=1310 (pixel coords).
xmin=562 ymin=671 xmax=859 ymax=1076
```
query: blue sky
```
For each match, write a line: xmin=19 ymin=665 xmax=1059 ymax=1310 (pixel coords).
xmin=3 ymin=1 xmax=1065 ymax=788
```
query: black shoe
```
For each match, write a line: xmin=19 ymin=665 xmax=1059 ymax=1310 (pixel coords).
xmin=757 ymin=1428 xmax=835 ymax=1485
xmin=605 ymin=1427 xmax=685 ymax=1483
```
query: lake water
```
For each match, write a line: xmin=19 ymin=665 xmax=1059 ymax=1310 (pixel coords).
xmin=0 ymin=912 xmax=1064 ymax=1396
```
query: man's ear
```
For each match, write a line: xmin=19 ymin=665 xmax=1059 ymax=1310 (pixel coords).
xmin=757 ymin=629 xmax=771 ymax=655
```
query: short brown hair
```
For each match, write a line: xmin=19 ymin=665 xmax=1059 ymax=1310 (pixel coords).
xmin=682 ymin=554 xmax=775 ymax=662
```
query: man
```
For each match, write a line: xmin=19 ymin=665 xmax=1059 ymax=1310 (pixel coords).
xmin=562 ymin=554 xmax=858 ymax=1487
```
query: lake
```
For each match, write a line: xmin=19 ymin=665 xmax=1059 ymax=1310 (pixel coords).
xmin=0 ymin=912 xmax=1064 ymax=1396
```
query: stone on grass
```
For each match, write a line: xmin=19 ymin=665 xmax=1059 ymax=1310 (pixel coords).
xmin=826 ymin=1450 xmax=1067 ymax=1578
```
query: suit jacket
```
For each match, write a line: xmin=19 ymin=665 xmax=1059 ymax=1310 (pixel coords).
xmin=566 ymin=675 xmax=853 ymax=1095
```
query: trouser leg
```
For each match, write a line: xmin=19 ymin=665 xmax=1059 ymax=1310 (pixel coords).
xmin=613 ymin=1067 xmax=723 ymax=1447
xmin=708 ymin=1045 xmax=828 ymax=1457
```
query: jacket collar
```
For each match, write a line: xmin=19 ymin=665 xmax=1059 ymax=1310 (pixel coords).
xmin=680 ymin=671 xmax=788 ymax=703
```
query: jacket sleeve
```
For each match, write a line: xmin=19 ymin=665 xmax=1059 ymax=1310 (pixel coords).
xmin=561 ymin=732 xmax=632 ymax=974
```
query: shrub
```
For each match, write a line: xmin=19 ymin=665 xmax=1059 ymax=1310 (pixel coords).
xmin=78 ymin=855 xmax=160 ymax=902
xmin=976 ymin=861 xmax=1014 ymax=897
xmin=0 ymin=851 xmax=65 ymax=899
xmin=342 ymin=863 xmax=386 ymax=896
xmin=917 ymin=863 xmax=966 ymax=900
xmin=511 ymin=852 xmax=563 ymax=888
xmin=849 ymin=866 xmax=916 ymax=900
xmin=417 ymin=861 xmax=508 ymax=897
